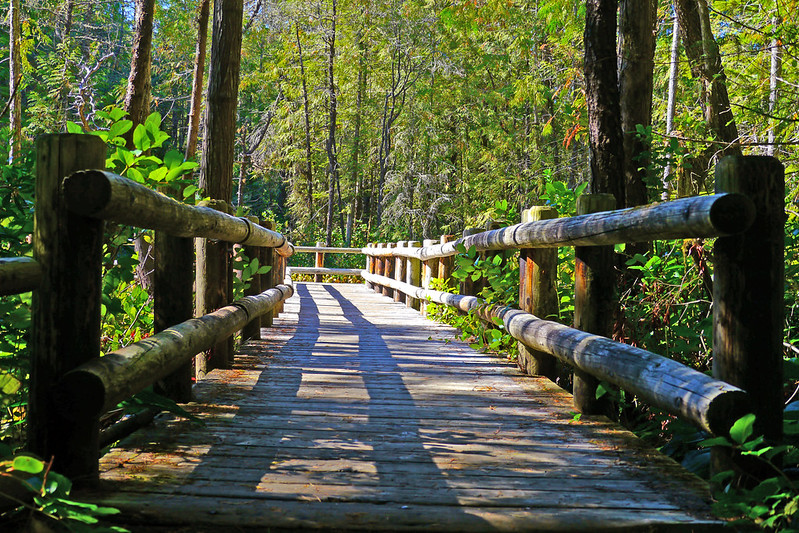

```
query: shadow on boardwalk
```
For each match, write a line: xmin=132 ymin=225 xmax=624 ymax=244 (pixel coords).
xmin=88 ymin=282 xmax=722 ymax=532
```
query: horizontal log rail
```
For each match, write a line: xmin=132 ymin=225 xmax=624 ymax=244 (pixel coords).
xmin=56 ymin=284 xmax=293 ymax=419
xmin=288 ymin=267 xmax=362 ymax=277
xmin=62 ymin=170 xmax=294 ymax=257
xmin=293 ymin=246 xmax=361 ymax=254
xmin=0 ymin=257 xmax=42 ymax=296
xmin=362 ymin=270 xmax=749 ymax=436
xmin=363 ymin=193 xmax=754 ymax=260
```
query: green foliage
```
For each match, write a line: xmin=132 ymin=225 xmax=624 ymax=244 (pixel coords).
xmin=232 ymin=248 xmax=273 ymax=299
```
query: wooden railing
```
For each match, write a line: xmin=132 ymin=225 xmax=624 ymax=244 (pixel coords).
xmin=363 ymin=156 xmax=785 ymax=441
xmin=288 ymin=243 xmax=363 ymax=281
xmin=0 ymin=134 xmax=294 ymax=482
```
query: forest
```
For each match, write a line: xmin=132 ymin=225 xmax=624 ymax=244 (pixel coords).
xmin=2 ymin=0 xmax=799 ymax=530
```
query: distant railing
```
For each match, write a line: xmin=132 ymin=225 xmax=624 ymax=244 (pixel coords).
xmin=0 ymin=134 xmax=295 ymax=482
xmin=363 ymin=156 xmax=785 ymax=441
xmin=288 ymin=243 xmax=363 ymax=281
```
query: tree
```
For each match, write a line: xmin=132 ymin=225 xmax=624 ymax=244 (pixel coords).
xmin=618 ymin=0 xmax=656 ymax=207
xmin=185 ymin=0 xmax=211 ymax=162
xmin=123 ymin=0 xmax=156 ymax=149
xmin=584 ymin=0 xmax=625 ymax=208
xmin=8 ymin=0 xmax=22 ymax=162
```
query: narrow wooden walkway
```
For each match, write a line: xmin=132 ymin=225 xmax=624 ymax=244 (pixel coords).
xmin=88 ymin=283 xmax=722 ymax=532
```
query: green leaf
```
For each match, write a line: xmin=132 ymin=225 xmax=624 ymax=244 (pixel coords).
xmin=108 ymin=120 xmax=133 ymax=139
xmin=132 ymin=124 xmax=149 ymax=151
xmin=729 ymin=413 xmax=757 ymax=444
xmin=0 ymin=371 xmax=21 ymax=394
xmin=66 ymin=121 xmax=83 ymax=134
xmin=148 ymin=167 xmax=168 ymax=183
xmin=700 ymin=436 xmax=733 ymax=448
xmin=183 ymin=185 xmax=198 ymax=198
xmin=12 ymin=455 xmax=45 ymax=474
xmin=144 ymin=111 xmax=162 ymax=133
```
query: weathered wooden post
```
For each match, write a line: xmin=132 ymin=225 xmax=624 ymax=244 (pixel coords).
xmin=394 ymin=241 xmax=407 ymax=303
xmin=241 ymin=216 xmax=262 ymax=341
xmin=438 ymin=235 xmax=455 ymax=289
xmin=260 ymin=220 xmax=275 ymax=329
xmin=196 ymin=199 xmax=234 ymax=375
xmin=382 ymin=243 xmax=395 ymax=298
xmin=459 ymin=228 xmax=481 ymax=296
xmin=153 ymin=224 xmax=194 ymax=403
xmin=275 ymin=253 xmax=287 ymax=316
xmin=573 ymin=194 xmax=617 ymax=415
xmin=714 ymin=156 xmax=784 ymax=443
xmin=30 ymin=134 xmax=106 ymax=483
xmin=374 ymin=243 xmax=385 ymax=294
xmin=422 ymin=239 xmax=439 ymax=315
xmin=518 ymin=206 xmax=559 ymax=380
xmin=365 ymin=243 xmax=374 ymax=290
xmin=406 ymin=241 xmax=422 ymax=310
xmin=314 ymin=241 xmax=325 ymax=283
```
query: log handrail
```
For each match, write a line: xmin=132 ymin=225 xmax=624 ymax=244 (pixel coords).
xmin=62 ymin=170 xmax=295 ymax=257
xmin=288 ymin=243 xmax=365 ymax=279
xmin=0 ymin=257 xmax=42 ymax=296
xmin=362 ymin=193 xmax=754 ymax=260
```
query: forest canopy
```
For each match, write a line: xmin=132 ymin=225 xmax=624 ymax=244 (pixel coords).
xmin=2 ymin=0 xmax=796 ymax=246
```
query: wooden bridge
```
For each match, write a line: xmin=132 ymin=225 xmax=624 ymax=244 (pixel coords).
xmin=90 ymin=283 xmax=720 ymax=531
xmin=0 ymin=136 xmax=787 ymax=531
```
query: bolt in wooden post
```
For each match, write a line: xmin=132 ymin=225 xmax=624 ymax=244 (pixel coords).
xmin=153 ymin=228 xmax=194 ymax=404
xmin=382 ymin=243 xmax=395 ymax=298
xmin=459 ymin=228 xmax=481 ymax=296
xmin=241 ymin=216 xmax=262 ymax=341
xmin=518 ymin=206 xmax=559 ymax=380
xmin=365 ymin=243 xmax=374 ymax=290
xmin=438 ymin=235 xmax=455 ymax=289
xmin=314 ymin=241 xmax=325 ymax=283
xmin=30 ymin=134 xmax=106 ymax=483
xmin=260 ymin=220 xmax=275 ymax=329
xmin=406 ymin=241 xmax=422 ymax=310
xmin=422 ymin=239 xmax=439 ymax=315
xmin=573 ymin=194 xmax=617 ymax=415
xmin=714 ymin=156 xmax=784 ymax=442
xmin=374 ymin=243 xmax=385 ymax=294
xmin=394 ymin=241 xmax=407 ymax=303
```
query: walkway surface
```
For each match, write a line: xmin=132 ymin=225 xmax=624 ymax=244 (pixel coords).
xmin=88 ymin=282 xmax=722 ymax=532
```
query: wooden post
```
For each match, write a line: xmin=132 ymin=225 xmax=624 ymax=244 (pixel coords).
xmin=518 ymin=206 xmax=559 ymax=380
xmin=382 ymin=243 xmax=394 ymax=298
xmin=573 ymin=194 xmax=617 ymax=415
xmin=275 ymin=254 xmax=287 ymax=315
xmin=314 ymin=241 xmax=325 ymax=282
xmin=365 ymin=243 xmax=374 ymax=290
xmin=30 ymin=134 xmax=106 ymax=483
xmin=394 ymin=241 xmax=407 ymax=303
xmin=153 ymin=229 xmax=194 ymax=403
xmin=438 ymin=235 xmax=455 ymax=289
xmin=406 ymin=241 xmax=422 ymax=310
xmin=374 ymin=243 xmax=385 ymax=294
xmin=459 ymin=228 xmax=481 ymax=296
xmin=422 ymin=239 xmax=439 ymax=315
xmin=195 ymin=199 xmax=233 ymax=375
xmin=260 ymin=220 xmax=275 ymax=329
xmin=241 ymin=216 xmax=262 ymax=341
xmin=714 ymin=156 xmax=784 ymax=442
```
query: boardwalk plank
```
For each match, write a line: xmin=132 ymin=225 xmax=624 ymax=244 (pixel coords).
xmin=85 ymin=283 xmax=723 ymax=532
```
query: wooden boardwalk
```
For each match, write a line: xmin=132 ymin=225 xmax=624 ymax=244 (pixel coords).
xmin=88 ymin=283 xmax=722 ymax=532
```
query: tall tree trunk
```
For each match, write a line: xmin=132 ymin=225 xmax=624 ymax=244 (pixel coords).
xmin=347 ymin=33 xmax=367 ymax=246
xmin=662 ymin=4 xmax=680 ymax=199
xmin=584 ymin=0 xmax=625 ymax=208
xmin=197 ymin=0 xmax=244 ymax=371
xmin=324 ymin=0 xmax=339 ymax=246
xmin=296 ymin=24 xmax=314 ymax=221
xmin=767 ymin=15 xmax=781 ymax=157
xmin=123 ymin=0 xmax=155 ymax=149
xmin=124 ymin=0 xmax=156 ymax=294
xmin=9 ymin=0 xmax=22 ymax=162
xmin=618 ymin=0 xmax=656 ymax=207
xmin=185 ymin=0 xmax=211 ymax=162
xmin=676 ymin=0 xmax=741 ymax=156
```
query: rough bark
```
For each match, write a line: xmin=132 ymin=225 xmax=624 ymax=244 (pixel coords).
xmin=767 ymin=15 xmax=781 ymax=156
xmin=123 ymin=0 xmax=155 ymax=149
xmin=618 ymin=0 xmax=656 ymax=207
xmin=9 ymin=0 xmax=22 ymax=162
xmin=185 ymin=0 xmax=211 ymax=161
xmin=663 ymin=5 xmax=680 ymax=199
xmin=675 ymin=0 xmax=741 ymax=155
xmin=295 ymin=24 xmax=314 ymax=220
xmin=584 ymin=0 xmax=625 ymax=208
xmin=324 ymin=0 xmax=339 ymax=246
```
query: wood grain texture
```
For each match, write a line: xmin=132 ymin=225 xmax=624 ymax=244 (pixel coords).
xmin=86 ymin=283 xmax=721 ymax=531
xmin=0 ymin=257 xmax=42 ymax=295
